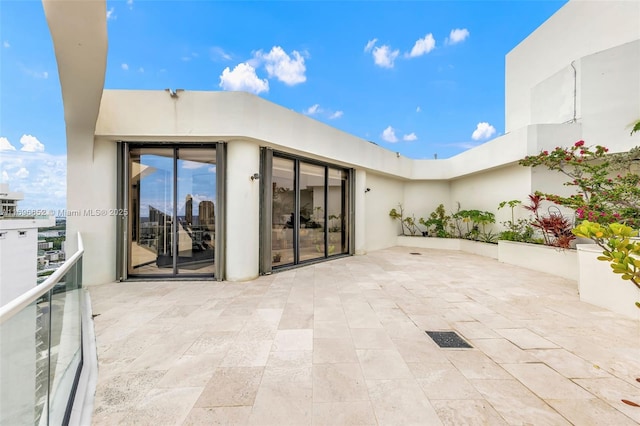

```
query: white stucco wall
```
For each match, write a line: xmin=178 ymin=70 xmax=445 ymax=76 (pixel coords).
xmin=364 ymin=172 xmax=405 ymax=251
xmin=450 ymin=165 xmax=531 ymax=231
xmin=401 ymin=181 xmax=451 ymax=230
xmin=581 ymin=40 xmax=640 ymax=153
xmin=95 ymin=90 xmax=414 ymax=179
xmin=66 ymin=136 xmax=117 ymax=286
xmin=506 ymin=0 xmax=640 ymax=132
xmin=226 ymin=140 xmax=260 ymax=281
xmin=531 ymin=62 xmax=581 ymax=125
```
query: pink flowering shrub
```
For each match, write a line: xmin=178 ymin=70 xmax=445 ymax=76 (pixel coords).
xmin=519 ymin=141 xmax=640 ymax=226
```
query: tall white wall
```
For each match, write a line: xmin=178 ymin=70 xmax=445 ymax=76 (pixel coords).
xmin=225 ymin=140 xmax=260 ymax=281
xmin=354 ymin=169 xmax=367 ymax=255
xmin=66 ymin=135 xmax=116 ymax=286
xmin=506 ymin=0 xmax=640 ymax=132
xmin=401 ymin=181 xmax=451 ymax=231
xmin=581 ymin=40 xmax=640 ymax=153
xmin=450 ymin=165 xmax=531 ymax=230
xmin=363 ymin=172 xmax=405 ymax=251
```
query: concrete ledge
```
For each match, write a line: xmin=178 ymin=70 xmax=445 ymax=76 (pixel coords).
xmin=397 ymin=237 xmax=579 ymax=280
xmin=396 ymin=236 xmax=498 ymax=259
xmin=498 ymin=240 xmax=577 ymax=281
xmin=577 ymin=244 xmax=640 ymax=320
xmin=68 ymin=289 xmax=98 ymax=425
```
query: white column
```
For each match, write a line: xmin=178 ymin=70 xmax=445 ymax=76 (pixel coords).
xmin=66 ymin=134 xmax=116 ymax=285
xmin=225 ymin=140 xmax=260 ymax=281
xmin=355 ymin=169 xmax=367 ymax=255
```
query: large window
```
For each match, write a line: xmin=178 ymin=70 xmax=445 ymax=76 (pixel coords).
xmin=264 ymin=150 xmax=352 ymax=272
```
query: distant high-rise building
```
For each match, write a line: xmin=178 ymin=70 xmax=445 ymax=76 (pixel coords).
xmin=199 ymin=200 xmax=214 ymax=230
xmin=0 ymin=184 xmax=55 ymax=307
xmin=185 ymin=194 xmax=193 ymax=224
xmin=0 ymin=183 xmax=24 ymax=217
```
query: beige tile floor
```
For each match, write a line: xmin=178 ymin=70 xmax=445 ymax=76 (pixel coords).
xmin=89 ymin=246 xmax=640 ymax=425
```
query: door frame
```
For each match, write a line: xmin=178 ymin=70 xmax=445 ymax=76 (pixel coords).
xmin=259 ymin=148 xmax=354 ymax=275
xmin=116 ymin=141 xmax=226 ymax=280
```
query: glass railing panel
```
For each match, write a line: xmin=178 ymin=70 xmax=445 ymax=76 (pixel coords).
xmin=48 ymin=260 xmax=83 ymax=425
xmin=0 ymin=296 xmax=49 ymax=425
xmin=0 ymin=233 xmax=84 ymax=426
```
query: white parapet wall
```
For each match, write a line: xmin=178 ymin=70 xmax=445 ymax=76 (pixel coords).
xmin=577 ymin=244 xmax=640 ymax=320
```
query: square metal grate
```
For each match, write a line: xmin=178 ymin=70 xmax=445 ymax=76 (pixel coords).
xmin=426 ymin=331 xmax=473 ymax=349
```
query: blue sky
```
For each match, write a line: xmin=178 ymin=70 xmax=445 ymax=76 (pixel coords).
xmin=0 ymin=0 xmax=567 ymax=211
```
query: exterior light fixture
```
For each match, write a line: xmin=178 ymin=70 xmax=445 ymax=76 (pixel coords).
xmin=250 ymin=173 xmax=260 ymax=181
xmin=365 ymin=188 xmax=371 ymax=193
xmin=165 ymin=88 xmax=184 ymax=98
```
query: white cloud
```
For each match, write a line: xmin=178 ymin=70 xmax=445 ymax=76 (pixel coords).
xmin=182 ymin=161 xmax=205 ymax=170
xmin=138 ymin=67 xmax=144 ymax=73
xmin=0 ymin=151 xmax=67 ymax=211
xmin=303 ymin=104 xmax=343 ymax=120
xmin=15 ymin=167 xmax=29 ymax=179
xmin=372 ymin=45 xmax=399 ymax=68
xmin=0 ymin=137 xmax=16 ymax=151
xmin=219 ymin=63 xmax=269 ymax=94
xmin=256 ymin=46 xmax=306 ymax=85
xmin=210 ymin=46 xmax=232 ymax=61
xmin=364 ymin=38 xmax=377 ymax=52
xmin=305 ymin=104 xmax=322 ymax=115
xmin=381 ymin=126 xmax=399 ymax=143
xmin=127 ymin=0 xmax=134 ymax=9
xmin=3 ymin=41 xmax=9 ymax=48
xmin=20 ymin=135 xmax=45 ymax=152
xmin=471 ymin=122 xmax=496 ymax=141
xmin=121 ymin=63 xmax=129 ymax=71
xmin=20 ymin=64 xmax=48 ymax=79
xmin=403 ymin=133 xmax=418 ymax=141
xmin=416 ymin=106 xmax=421 ymax=113
xmin=407 ymin=34 xmax=436 ymax=58
xmin=447 ymin=28 xmax=470 ymax=45
xmin=106 ymin=7 xmax=116 ymax=20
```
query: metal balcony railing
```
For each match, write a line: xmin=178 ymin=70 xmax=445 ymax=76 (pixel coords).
xmin=0 ymin=233 xmax=85 ymax=425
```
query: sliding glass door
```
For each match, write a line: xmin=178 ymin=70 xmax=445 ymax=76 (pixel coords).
xmin=267 ymin=152 xmax=351 ymax=270
xmin=128 ymin=146 xmax=217 ymax=277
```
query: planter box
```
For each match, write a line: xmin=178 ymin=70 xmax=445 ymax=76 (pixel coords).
xmin=577 ymin=244 xmax=640 ymax=320
xmin=498 ymin=241 xmax=578 ymax=281
xmin=396 ymin=236 xmax=498 ymax=259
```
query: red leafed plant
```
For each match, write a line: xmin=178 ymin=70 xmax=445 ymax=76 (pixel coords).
xmin=523 ymin=194 xmax=576 ymax=248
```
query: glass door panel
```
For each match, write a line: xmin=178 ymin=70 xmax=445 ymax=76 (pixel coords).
xmin=299 ymin=162 xmax=326 ymax=262
xmin=128 ymin=146 xmax=216 ymax=277
xmin=271 ymin=157 xmax=295 ymax=266
xmin=176 ymin=148 xmax=216 ymax=275
xmin=327 ymin=168 xmax=349 ymax=255
xmin=129 ymin=148 xmax=174 ymax=275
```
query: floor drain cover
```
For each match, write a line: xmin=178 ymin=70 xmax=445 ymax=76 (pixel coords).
xmin=409 ymin=252 xmax=422 ymax=255
xmin=426 ymin=331 xmax=473 ymax=348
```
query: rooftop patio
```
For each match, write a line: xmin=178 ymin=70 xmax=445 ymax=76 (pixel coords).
xmin=88 ymin=246 xmax=640 ymax=425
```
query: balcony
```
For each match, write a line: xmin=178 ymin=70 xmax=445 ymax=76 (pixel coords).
xmin=86 ymin=246 xmax=640 ymax=425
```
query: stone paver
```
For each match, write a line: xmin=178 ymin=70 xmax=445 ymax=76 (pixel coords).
xmin=89 ymin=247 xmax=640 ymax=425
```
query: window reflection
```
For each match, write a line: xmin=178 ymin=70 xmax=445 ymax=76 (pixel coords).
xmin=299 ymin=162 xmax=326 ymax=262
xmin=271 ymin=157 xmax=295 ymax=266
xmin=270 ymin=155 xmax=350 ymax=269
